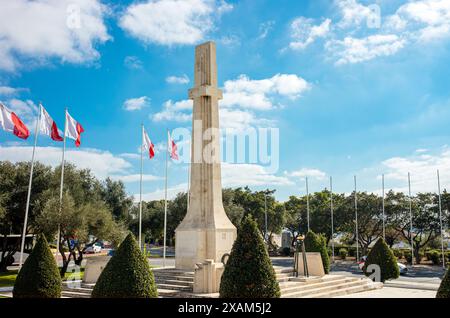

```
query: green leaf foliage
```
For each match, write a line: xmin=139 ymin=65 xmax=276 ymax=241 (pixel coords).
xmin=363 ymin=237 xmax=399 ymax=283
xmin=304 ymin=231 xmax=330 ymax=274
xmin=91 ymin=233 xmax=157 ymax=298
xmin=13 ymin=235 xmax=61 ymax=298
xmin=436 ymin=268 xmax=450 ymax=298
xmin=219 ymin=215 xmax=280 ymax=298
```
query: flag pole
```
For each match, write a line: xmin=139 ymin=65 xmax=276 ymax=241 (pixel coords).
xmin=163 ymin=130 xmax=169 ymax=268
xmin=187 ymin=149 xmax=190 ymax=211
xmin=18 ymin=104 xmax=41 ymax=269
xmin=354 ymin=175 xmax=359 ymax=262
xmin=56 ymin=108 xmax=68 ymax=265
xmin=139 ymin=124 xmax=144 ymax=250
xmin=382 ymin=173 xmax=386 ymax=239
xmin=408 ymin=172 xmax=414 ymax=266
xmin=437 ymin=170 xmax=445 ymax=270
xmin=330 ymin=176 xmax=335 ymax=263
xmin=306 ymin=176 xmax=310 ymax=232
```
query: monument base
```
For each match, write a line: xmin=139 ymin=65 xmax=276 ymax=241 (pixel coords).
xmin=175 ymin=228 xmax=236 ymax=270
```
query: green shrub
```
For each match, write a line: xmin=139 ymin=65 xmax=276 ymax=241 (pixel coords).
xmin=13 ymin=235 xmax=61 ymax=298
xmin=436 ymin=268 xmax=450 ymax=298
xmin=304 ymin=231 xmax=330 ymax=274
xmin=392 ymin=249 xmax=404 ymax=259
xmin=339 ymin=248 xmax=348 ymax=260
xmin=427 ymin=250 xmax=441 ymax=265
xmin=219 ymin=215 xmax=280 ymax=298
xmin=363 ymin=238 xmax=399 ymax=283
xmin=92 ymin=233 xmax=158 ymax=298
xmin=404 ymin=250 xmax=412 ymax=263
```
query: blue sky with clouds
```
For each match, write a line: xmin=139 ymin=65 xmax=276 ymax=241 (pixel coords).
xmin=1 ymin=0 xmax=450 ymax=201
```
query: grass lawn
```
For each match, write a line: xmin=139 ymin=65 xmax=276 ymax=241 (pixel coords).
xmin=0 ymin=268 xmax=85 ymax=288
xmin=0 ymin=270 xmax=18 ymax=288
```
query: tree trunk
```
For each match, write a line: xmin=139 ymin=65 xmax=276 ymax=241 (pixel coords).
xmin=414 ymin=244 xmax=421 ymax=264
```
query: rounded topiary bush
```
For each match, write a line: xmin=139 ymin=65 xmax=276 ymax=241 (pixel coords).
xmin=436 ymin=268 xmax=450 ymax=298
xmin=304 ymin=231 xmax=330 ymax=274
xmin=339 ymin=248 xmax=348 ymax=260
xmin=91 ymin=233 xmax=158 ymax=298
xmin=13 ymin=235 xmax=61 ymax=298
xmin=219 ymin=215 xmax=280 ymax=298
xmin=363 ymin=237 xmax=399 ymax=283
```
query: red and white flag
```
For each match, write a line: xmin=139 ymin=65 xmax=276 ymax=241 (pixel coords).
xmin=39 ymin=104 xmax=63 ymax=141
xmin=143 ymin=128 xmax=155 ymax=159
xmin=168 ymin=131 xmax=178 ymax=160
xmin=66 ymin=111 xmax=84 ymax=147
xmin=0 ymin=102 xmax=30 ymax=139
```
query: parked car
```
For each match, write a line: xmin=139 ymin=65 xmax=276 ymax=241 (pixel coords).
xmin=358 ymin=256 xmax=408 ymax=275
xmin=85 ymin=243 xmax=102 ymax=254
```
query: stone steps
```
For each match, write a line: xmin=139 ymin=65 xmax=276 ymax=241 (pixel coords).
xmin=304 ymin=282 xmax=382 ymax=298
xmin=153 ymin=268 xmax=194 ymax=294
xmin=280 ymin=276 xmax=382 ymax=298
xmin=280 ymin=277 xmax=355 ymax=294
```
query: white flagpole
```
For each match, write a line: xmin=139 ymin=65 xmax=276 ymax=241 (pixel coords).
xmin=437 ymin=170 xmax=445 ymax=269
xmin=382 ymin=174 xmax=386 ymax=239
xmin=163 ymin=130 xmax=169 ymax=268
xmin=408 ymin=172 xmax=414 ymax=266
xmin=306 ymin=176 xmax=310 ymax=232
xmin=354 ymin=175 xmax=359 ymax=262
xmin=330 ymin=176 xmax=335 ymax=263
xmin=187 ymin=142 xmax=192 ymax=210
xmin=18 ymin=104 xmax=41 ymax=269
xmin=56 ymin=108 xmax=68 ymax=265
xmin=139 ymin=124 xmax=144 ymax=250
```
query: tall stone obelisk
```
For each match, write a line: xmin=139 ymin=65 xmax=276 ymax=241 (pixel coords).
xmin=175 ymin=41 xmax=236 ymax=270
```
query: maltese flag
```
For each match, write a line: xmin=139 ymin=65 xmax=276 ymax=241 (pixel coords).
xmin=0 ymin=102 xmax=30 ymax=139
xmin=168 ymin=130 xmax=178 ymax=160
xmin=39 ymin=105 xmax=63 ymax=141
xmin=66 ymin=111 xmax=84 ymax=147
xmin=143 ymin=128 xmax=155 ymax=159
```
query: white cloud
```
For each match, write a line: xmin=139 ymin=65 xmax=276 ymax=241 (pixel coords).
xmin=285 ymin=168 xmax=327 ymax=181
xmin=2 ymin=99 xmax=39 ymax=128
xmin=335 ymin=0 xmax=376 ymax=29
xmin=222 ymin=163 xmax=294 ymax=187
xmin=258 ymin=20 xmax=275 ymax=40
xmin=119 ymin=0 xmax=232 ymax=46
xmin=218 ymin=35 xmax=241 ymax=47
xmin=152 ymin=99 xmax=192 ymax=122
xmin=0 ymin=0 xmax=110 ymax=72
xmin=119 ymin=152 xmax=141 ymax=160
xmin=140 ymin=182 xmax=188 ymax=201
xmin=288 ymin=17 xmax=331 ymax=50
xmin=388 ymin=0 xmax=450 ymax=42
xmin=152 ymin=73 xmax=309 ymax=132
xmin=110 ymin=174 xmax=162 ymax=183
xmin=0 ymin=146 xmax=132 ymax=180
xmin=123 ymin=96 xmax=150 ymax=111
xmin=0 ymin=86 xmax=25 ymax=96
xmin=221 ymin=74 xmax=311 ymax=110
xmin=166 ymin=74 xmax=190 ymax=84
xmin=124 ymin=56 xmax=143 ymax=69
xmin=380 ymin=147 xmax=450 ymax=193
xmin=326 ymin=34 xmax=406 ymax=65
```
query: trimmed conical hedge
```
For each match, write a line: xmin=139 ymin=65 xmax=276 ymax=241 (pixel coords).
xmin=304 ymin=231 xmax=330 ymax=274
xmin=219 ymin=215 xmax=280 ymax=298
xmin=91 ymin=233 xmax=158 ymax=298
xmin=436 ymin=268 xmax=450 ymax=298
xmin=363 ymin=237 xmax=399 ymax=283
xmin=13 ymin=235 xmax=61 ymax=298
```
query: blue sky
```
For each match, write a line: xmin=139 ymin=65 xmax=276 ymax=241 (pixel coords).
xmin=1 ymin=0 xmax=450 ymax=201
